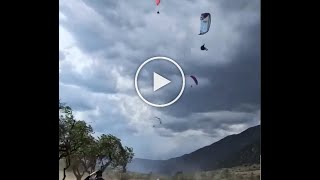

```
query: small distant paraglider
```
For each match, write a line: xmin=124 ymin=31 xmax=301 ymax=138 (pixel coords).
xmin=190 ymin=75 xmax=198 ymax=87
xmin=155 ymin=116 xmax=161 ymax=124
xmin=155 ymin=0 xmax=160 ymax=14
xmin=201 ymin=44 xmax=208 ymax=51
xmin=152 ymin=116 xmax=162 ymax=127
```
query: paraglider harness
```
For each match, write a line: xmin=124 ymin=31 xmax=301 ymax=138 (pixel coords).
xmin=201 ymin=44 xmax=208 ymax=51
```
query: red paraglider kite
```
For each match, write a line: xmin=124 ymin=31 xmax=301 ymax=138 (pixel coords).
xmin=156 ymin=0 xmax=160 ymax=14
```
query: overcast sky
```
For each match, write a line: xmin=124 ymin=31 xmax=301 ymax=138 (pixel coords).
xmin=59 ymin=0 xmax=260 ymax=160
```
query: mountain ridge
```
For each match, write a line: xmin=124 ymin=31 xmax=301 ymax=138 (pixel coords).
xmin=128 ymin=125 xmax=260 ymax=175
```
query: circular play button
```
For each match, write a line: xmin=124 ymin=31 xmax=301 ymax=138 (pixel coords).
xmin=134 ymin=56 xmax=185 ymax=108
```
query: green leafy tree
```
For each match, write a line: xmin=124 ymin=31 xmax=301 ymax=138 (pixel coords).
xmin=80 ymin=137 xmax=99 ymax=174
xmin=59 ymin=101 xmax=94 ymax=180
xmin=70 ymin=136 xmax=99 ymax=176
xmin=59 ymin=100 xmax=135 ymax=179
xmin=115 ymin=146 xmax=134 ymax=172
xmin=70 ymin=126 xmax=96 ymax=180
xmin=59 ymin=101 xmax=75 ymax=160
xmin=96 ymin=134 xmax=124 ymax=171
xmin=69 ymin=133 xmax=135 ymax=179
xmin=59 ymin=101 xmax=76 ymax=180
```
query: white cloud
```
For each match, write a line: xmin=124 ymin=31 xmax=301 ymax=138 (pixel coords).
xmin=59 ymin=26 xmax=75 ymax=50
xmin=59 ymin=11 xmax=67 ymax=21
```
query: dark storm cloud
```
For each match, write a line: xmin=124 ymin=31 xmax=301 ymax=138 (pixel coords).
xmin=83 ymin=0 xmax=119 ymax=9
xmin=153 ymin=0 xmax=260 ymax=137
xmin=162 ymin=110 xmax=259 ymax=135
xmin=86 ymin=106 xmax=139 ymax=137
xmin=83 ymin=0 xmax=147 ymax=30
xmin=59 ymin=83 xmax=96 ymax=111
xmin=160 ymin=19 xmax=260 ymax=118
xmin=61 ymin=22 xmax=114 ymax=53
xmin=217 ymin=0 xmax=259 ymax=12
xmin=59 ymin=0 xmax=260 ymax=158
xmin=59 ymin=64 xmax=117 ymax=94
xmin=59 ymin=4 xmax=116 ymax=53
xmin=60 ymin=0 xmax=149 ymax=55
xmin=60 ymin=0 xmax=260 ymax=121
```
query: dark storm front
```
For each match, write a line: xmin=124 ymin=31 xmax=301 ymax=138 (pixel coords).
xmin=59 ymin=0 xmax=261 ymax=180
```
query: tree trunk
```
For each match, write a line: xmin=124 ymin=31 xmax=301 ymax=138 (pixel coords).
xmin=122 ymin=165 xmax=127 ymax=173
xmin=62 ymin=157 xmax=71 ymax=180
xmin=72 ymin=161 xmax=85 ymax=180
xmin=83 ymin=157 xmax=96 ymax=175
xmin=63 ymin=168 xmax=67 ymax=180
xmin=100 ymin=160 xmax=111 ymax=173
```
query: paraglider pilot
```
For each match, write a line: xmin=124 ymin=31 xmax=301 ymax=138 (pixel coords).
xmin=201 ymin=44 xmax=208 ymax=51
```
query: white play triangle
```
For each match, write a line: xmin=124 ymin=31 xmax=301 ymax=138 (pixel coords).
xmin=153 ymin=72 xmax=171 ymax=91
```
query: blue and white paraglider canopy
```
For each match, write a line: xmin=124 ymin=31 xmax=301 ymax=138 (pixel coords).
xmin=199 ymin=13 xmax=211 ymax=35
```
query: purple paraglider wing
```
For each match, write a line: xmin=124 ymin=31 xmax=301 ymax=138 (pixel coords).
xmin=190 ymin=75 xmax=198 ymax=85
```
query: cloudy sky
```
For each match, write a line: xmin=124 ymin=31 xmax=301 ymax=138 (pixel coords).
xmin=59 ymin=0 xmax=260 ymax=160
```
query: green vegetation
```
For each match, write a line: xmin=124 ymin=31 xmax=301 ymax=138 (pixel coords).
xmin=59 ymin=100 xmax=134 ymax=180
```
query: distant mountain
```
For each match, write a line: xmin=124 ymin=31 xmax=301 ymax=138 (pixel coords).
xmin=127 ymin=125 xmax=260 ymax=175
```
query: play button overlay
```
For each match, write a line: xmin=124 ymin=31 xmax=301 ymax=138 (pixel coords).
xmin=153 ymin=72 xmax=171 ymax=92
xmin=135 ymin=56 xmax=185 ymax=108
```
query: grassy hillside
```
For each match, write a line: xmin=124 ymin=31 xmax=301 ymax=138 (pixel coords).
xmin=128 ymin=125 xmax=261 ymax=174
